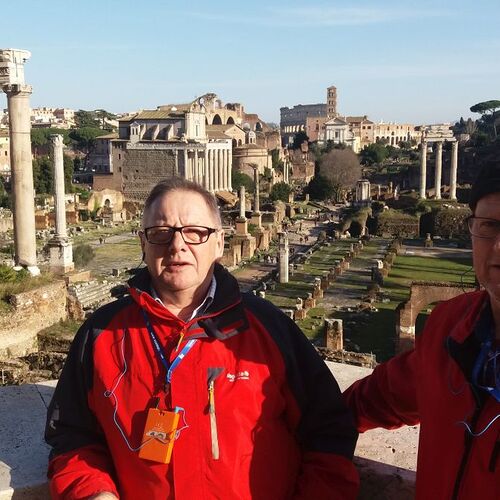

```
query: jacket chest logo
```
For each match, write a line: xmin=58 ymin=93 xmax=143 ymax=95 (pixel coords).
xmin=226 ymin=371 xmax=250 ymax=382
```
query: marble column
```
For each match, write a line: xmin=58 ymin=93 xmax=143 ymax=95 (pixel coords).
xmin=209 ymin=150 xmax=215 ymax=191
xmin=419 ymin=141 xmax=427 ymax=199
xmin=183 ymin=149 xmax=189 ymax=180
xmin=450 ymin=141 xmax=458 ymax=200
xmin=204 ymin=149 xmax=209 ymax=189
xmin=253 ymin=166 xmax=260 ymax=213
xmin=5 ymin=85 xmax=39 ymax=274
xmin=194 ymin=149 xmax=199 ymax=184
xmin=228 ymin=149 xmax=233 ymax=191
xmin=222 ymin=149 xmax=228 ymax=190
xmin=434 ymin=141 xmax=443 ymax=200
xmin=278 ymin=232 xmax=289 ymax=284
xmin=239 ymin=185 xmax=246 ymax=219
xmin=174 ymin=150 xmax=179 ymax=176
xmin=48 ymin=134 xmax=74 ymax=274
xmin=214 ymin=149 xmax=219 ymax=191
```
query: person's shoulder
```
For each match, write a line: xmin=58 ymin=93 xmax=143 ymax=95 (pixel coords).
xmin=84 ymin=294 xmax=135 ymax=331
xmin=432 ymin=289 xmax=484 ymax=315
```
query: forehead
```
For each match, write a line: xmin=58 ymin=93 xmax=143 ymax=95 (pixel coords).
xmin=144 ymin=189 xmax=216 ymax=226
xmin=474 ymin=192 xmax=500 ymax=218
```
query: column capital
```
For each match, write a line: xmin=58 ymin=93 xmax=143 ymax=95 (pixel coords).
xmin=1 ymin=83 xmax=32 ymax=95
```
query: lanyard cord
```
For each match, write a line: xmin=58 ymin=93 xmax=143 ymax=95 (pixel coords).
xmin=140 ymin=309 xmax=197 ymax=388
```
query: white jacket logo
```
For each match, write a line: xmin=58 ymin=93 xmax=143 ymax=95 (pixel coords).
xmin=226 ymin=371 xmax=250 ymax=382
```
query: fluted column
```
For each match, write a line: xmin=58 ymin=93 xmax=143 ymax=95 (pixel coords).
xmin=218 ymin=149 xmax=224 ymax=191
xmin=222 ymin=149 xmax=228 ymax=190
xmin=214 ymin=149 xmax=219 ymax=191
xmin=183 ymin=149 xmax=189 ymax=180
xmin=204 ymin=149 xmax=209 ymax=189
xmin=6 ymin=85 xmax=39 ymax=273
xmin=419 ymin=141 xmax=427 ymax=199
xmin=194 ymin=149 xmax=199 ymax=184
xmin=434 ymin=141 xmax=443 ymax=200
xmin=209 ymin=149 xmax=215 ymax=191
xmin=450 ymin=141 xmax=458 ymax=200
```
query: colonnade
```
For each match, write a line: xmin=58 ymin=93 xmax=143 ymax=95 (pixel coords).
xmin=182 ymin=146 xmax=232 ymax=192
xmin=419 ymin=140 xmax=458 ymax=200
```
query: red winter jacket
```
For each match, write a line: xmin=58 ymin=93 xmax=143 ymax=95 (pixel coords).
xmin=46 ymin=265 xmax=359 ymax=499
xmin=344 ymin=290 xmax=500 ymax=500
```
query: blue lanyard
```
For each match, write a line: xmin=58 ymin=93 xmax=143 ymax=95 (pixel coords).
xmin=472 ymin=329 xmax=500 ymax=402
xmin=141 ymin=310 xmax=197 ymax=387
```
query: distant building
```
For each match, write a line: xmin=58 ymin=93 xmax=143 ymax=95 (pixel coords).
xmin=321 ymin=117 xmax=360 ymax=153
xmin=305 ymin=116 xmax=329 ymax=142
xmin=344 ymin=116 xmax=374 ymax=150
xmin=326 ymin=85 xmax=338 ymax=119
xmin=373 ymin=122 xmax=419 ymax=146
xmin=280 ymin=103 xmax=327 ymax=146
xmin=30 ymin=107 xmax=75 ymax=129
xmin=0 ymin=129 xmax=10 ymax=178
xmin=92 ymin=95 xmax=233 ymax=202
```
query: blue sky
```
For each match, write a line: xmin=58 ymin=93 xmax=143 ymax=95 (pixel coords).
xmin=2 ymin=0 xmax=499 ymax=125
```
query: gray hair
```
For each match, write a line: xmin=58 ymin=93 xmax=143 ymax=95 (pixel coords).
xmin=142 ymin=177 xmax=222 ymax=228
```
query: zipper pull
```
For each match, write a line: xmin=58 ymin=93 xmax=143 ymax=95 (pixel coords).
xmin=208 ymin=380 xmax=215 ymax=412
xmin=208 ymin=379 xmax=219 ymax=460
xmin=175 ymin=330 xmax=185 ymax=352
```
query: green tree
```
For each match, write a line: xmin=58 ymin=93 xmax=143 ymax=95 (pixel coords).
xmin=74 ymin=110 xmax=100 ymax=129
xmin=470 ymin=100 xmax=500 ymax=139
xmin=32 ymin=156 xmax=54 ymax=194
xmin=231 ymin=170 xmax=254 ymax=192
xmin=95 ymin=109 xmax=117 ymax=130
xmin=360 ymin=143 xmax=389 ymax=166
xmin=0 ymin=178 xmax=10 ymax=208
xmin=64 ymin=155 xmax=74 ymax=193
xmin=69 ymin=127 xmax=105 ymax=164
xmin=31 ymin=127 xmax=70 ymax=156
xmin=269 ymin=182 xmax=292 ymax=202
xmin=306 ymin=175 xmax=335 ymax=201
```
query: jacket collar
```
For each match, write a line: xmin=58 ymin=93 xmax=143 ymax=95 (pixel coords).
xmin=127 ymin=264 xmax=247 ymax=340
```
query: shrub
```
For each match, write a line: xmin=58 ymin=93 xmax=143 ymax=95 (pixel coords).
xmin=73 ymin=244 xmax=95 ymax=268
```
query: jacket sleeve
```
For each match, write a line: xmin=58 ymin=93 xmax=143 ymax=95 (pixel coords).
xmin=45 ymin=319 xmax=119 ymax=499
xmin=244 ymin=295 xmax=359 ymax=499
xmin=343 ymin=349 xmax=420 ymax=432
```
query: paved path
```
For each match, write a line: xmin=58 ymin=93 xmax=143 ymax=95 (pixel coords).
xmin=322 ymin=238 xmax=390 ymax=309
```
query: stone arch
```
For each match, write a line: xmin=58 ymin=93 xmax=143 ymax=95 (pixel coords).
xmin=226 ymin=117 xmax=235 ymax=124
xmin=395 ymin=281 xmax=476 ymax=353
xmin=212 ymin=114 xmax=222 ymax=125
xmin=232 ymin=138 xmax=237 ymax=148
xmin=255 ymin=122 xmax=263 ymax=132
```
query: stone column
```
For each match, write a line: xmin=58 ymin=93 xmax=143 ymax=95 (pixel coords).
xmin=183 ymin=149 xmax=189 ymax=180
xmin=419 ymin=141 xmax=427 ymax=199
xmin=228 ymin=149 xmax=233 ymax=191
xmin=450 ymin=141 xmax=458 ymax=200
xmin=239 ymin=185 xmax=246 ymax=219
xmin=5 ymin=85 xmax=39 ymax=274
xmin=48 ymin=135 xmax=74 ymax=274
xmin=194 ymin=149 xmax=199 ymax=184
xmin=222 ymin=149 xmax=228 ymax=190
xmin=204 ymin=149 xmax=209 ymax=189
xmin=209 ymin=150 xmax=214 ymax=191
xmin=174 ymin=150 xmax=179 ymax=176
xmin=278 ymin=232 xmax=289 ymax=283
xmin=434 ymin=141 xmax=443 ymax=200
xmin=253 ymin=165 xmax=260 ymax=213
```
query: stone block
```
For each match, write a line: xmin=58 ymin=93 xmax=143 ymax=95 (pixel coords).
xmin=294 ymin=308 xmax=307 ymax=320
xmin=324 ymin=318 xmax=343 ymax=350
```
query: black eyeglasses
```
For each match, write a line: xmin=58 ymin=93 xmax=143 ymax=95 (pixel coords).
xmin=467 ymin=216 xmax=500 ymax=239
xmin=144 ymin=225 xmax=218 ymax=245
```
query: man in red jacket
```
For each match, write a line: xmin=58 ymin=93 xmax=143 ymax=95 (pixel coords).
xmin=46 ymin=177 xmax=359 ymax=499
xmin=344 ymin=163 xmax=500 ymax=499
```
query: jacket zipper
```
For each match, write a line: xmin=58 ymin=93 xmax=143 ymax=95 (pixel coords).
xmin=451 ymin=395 xmax=484 ymax=500
xmin=208 ymin=379 xmax=220 ymax=460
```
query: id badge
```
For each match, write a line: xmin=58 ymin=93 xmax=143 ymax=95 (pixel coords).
xmin=138 ymin=408 xmax=180 ymax=464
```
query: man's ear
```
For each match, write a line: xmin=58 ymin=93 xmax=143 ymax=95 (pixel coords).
xmin=139 ymin=230 xmax=146 ymax=256
xmin=216 ymin=229 xmax=225 ymax=259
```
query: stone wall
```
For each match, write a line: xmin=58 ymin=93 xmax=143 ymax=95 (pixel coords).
xmin=0 ymin=281 xmax=67 ymax=360
xmin=121 ymin=149 xmax=176 ymax=202
xmin=0 ymin=211 xmax=13 ymax=233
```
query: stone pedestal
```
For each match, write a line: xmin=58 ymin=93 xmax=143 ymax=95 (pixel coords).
xmin=48 ymin=239 xmax=74 ymax=274
xmin=325 ymin=319 xmax=343 ymax=350
xmin=235 ymin=216 xmax=249 ymax=236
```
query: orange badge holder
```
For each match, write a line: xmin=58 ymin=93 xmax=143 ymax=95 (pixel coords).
xmin=139 ymin=408 xmax=180 ymax=464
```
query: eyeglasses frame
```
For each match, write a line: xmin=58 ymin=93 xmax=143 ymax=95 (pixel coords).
xmin=143 ymin=225 xmax=219 ymax=245
xmin=467 ymin=216 xmax=500 ymax=239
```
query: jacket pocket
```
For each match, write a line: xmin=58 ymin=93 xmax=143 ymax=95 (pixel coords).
xmin=207 ymin=367 xmax=223 ymax=460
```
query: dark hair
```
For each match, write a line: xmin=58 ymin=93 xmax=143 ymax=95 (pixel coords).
xmin=469 ymin=161 xmax=500 ymax=212
xmin=142 ymin=177 xmax=222 ymax=227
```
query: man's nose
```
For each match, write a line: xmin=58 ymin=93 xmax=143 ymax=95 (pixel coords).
xmin=169 ymin=230 xmax=186 ymax=251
